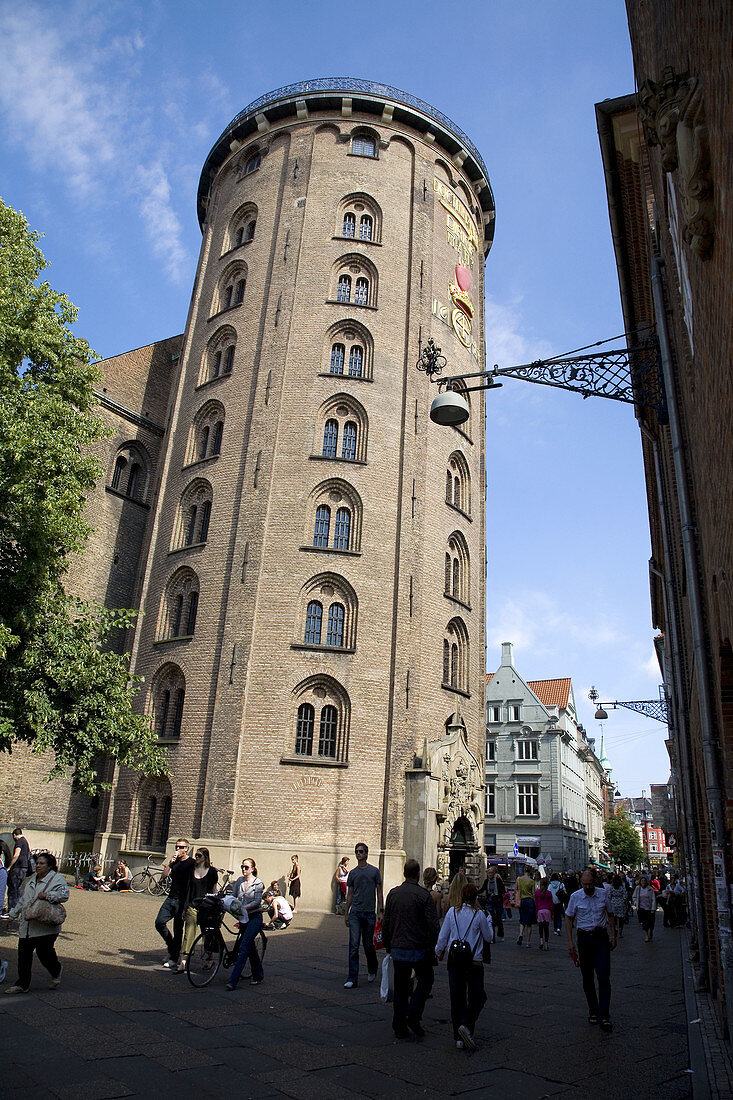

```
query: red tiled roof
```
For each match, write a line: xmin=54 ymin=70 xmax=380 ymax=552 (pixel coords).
xmin=485 ymin=672 xmax=571 ymax=709
xmin=527 ymin=678 xmax=572 ymax=709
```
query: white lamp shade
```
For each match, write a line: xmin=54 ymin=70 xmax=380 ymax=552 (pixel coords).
xmin=430 ymin=389 xmax=470 ymax=426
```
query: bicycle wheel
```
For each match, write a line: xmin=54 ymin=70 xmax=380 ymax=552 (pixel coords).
xmin=130 ymin=871 xmax=148 ymax=893
xmin=238 ymin=929 xmax=267 ymax=977
xmin=187 ymin=931 xmax=224 ymax=987
xmin=147 ymin=872 xmax=163 ymax=896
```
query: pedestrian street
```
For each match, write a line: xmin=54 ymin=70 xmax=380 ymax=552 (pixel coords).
xmin=0 ymin=891 xmax=694 ymax=1098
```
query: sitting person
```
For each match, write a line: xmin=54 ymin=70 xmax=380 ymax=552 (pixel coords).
xmin=83 ymin=865 xmax=106 ymax=891
xmin=104 ymin=859 xmax=132 ymax=891
xmin=263 ymin=890 xmax=293 ymax=929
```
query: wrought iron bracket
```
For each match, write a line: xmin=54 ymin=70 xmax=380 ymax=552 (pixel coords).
xmin=418 ymin=335 xmax=667 ymax=420
xmin=597 ymin=699 xmax=668 ymax=724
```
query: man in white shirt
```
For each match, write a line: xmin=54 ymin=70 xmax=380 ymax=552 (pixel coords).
xmin=565 ymin=869 xmax=617 ymax=1031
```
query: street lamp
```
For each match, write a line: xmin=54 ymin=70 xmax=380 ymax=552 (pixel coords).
xmin=587 ymin=685 xmax=668 ymax=725
xmin=416 ymin=332 xmax=664 ymax=424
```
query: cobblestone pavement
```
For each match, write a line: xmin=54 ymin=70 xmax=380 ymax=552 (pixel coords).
xmin=0 ymin=893 xmax=694 ymax=1099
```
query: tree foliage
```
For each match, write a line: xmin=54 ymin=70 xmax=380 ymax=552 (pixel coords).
xmin=604 ymin=807 xmax=644 ymax=867
xmin=0 ymin=197 xmax=167 ymax=791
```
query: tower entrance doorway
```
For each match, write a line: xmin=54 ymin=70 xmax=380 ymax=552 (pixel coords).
xmin=448 ymin=815 xmax=474 ymax=879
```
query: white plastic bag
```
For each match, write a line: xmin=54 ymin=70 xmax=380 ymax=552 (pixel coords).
xmin=380 ymin=952 xmax=393 ymax=1003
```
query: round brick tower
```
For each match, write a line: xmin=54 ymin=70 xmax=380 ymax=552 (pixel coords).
xmin=113 ymin=79 xmax=495 ymax=903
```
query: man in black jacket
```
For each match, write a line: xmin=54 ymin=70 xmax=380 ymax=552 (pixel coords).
xmin=382 ymin=859 xmax=440 ymax=1039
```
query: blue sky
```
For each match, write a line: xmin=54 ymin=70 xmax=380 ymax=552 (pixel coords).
xmin=0 ymin=0 xmax=667 ymax=795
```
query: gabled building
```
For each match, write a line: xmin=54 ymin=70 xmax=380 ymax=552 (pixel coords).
xmin=484 ymin=643 xmax=592 ymax=869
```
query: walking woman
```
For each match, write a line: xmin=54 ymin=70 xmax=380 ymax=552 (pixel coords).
xmin=180 ymin=847 xmax=218 ymax=972
xmin=633 ymin=874 xmax=658 ymax=942
xmin=608 ymin=875 xmax=628 ymax=938
xmin=436 ymin=883 xmax=493 ymax=1050
xmin=226 ymin=857 xmax=265 ymax=990
xmin=336 ymin=856 xmax=349 ymax=910
xmin=4 ymin=851 xmax=69 ymax=994
xmin=514 ymin=865 xmax=536 ymax=947
xmin=288 ymin=854 xmax=301 ymax=913
xmin=534 ymin=877 xmax=554 ymax=950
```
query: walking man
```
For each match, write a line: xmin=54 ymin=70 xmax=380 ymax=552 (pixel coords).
xmin=344 ymin=841 xmax=383 ymax=988
xmin=382 ymin=858 xmax=440 ymax=1038
xmin=480 ymin=865 xmax=505 ymax=941
xmin=565 ymin=868 xmax=617 ymax=1031
xmin=155 ymin=838 xmax=194 ymax=971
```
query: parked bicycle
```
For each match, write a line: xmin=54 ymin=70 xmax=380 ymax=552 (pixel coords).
xmin=186 ymin=895 xmax=267 ymax=987
xmin=130 ymin=854 xmax=171 ymax=896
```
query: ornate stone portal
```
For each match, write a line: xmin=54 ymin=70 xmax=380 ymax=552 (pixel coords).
xmin=404 ymin=711 xmax=484 ymax=882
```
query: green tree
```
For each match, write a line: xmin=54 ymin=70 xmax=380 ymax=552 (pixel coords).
xmin=604 ymin=807 xmax=644 ymax=867
xmin=0 ymin=197 xmax=167 ymax=792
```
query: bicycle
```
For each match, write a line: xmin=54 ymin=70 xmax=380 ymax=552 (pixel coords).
xmin=186 ymin=897 xmax=267 ymax=987
xmin=130 ymin=854 xmax=170 ymax=896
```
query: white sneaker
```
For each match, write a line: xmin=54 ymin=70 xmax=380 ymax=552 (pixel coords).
xmin=455 ymin=1040 xmax=464 ymax=1050
xmin=343 ymin=980 xmax=355 ymax=988
xmin=367 ymin=972 xmax=376 ymax=983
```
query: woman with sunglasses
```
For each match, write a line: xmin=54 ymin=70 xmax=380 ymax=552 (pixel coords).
xmin=180 ymin=847 xmax=218 ymax=972
xmin=226 ymin=857 xmax=265 ymax=990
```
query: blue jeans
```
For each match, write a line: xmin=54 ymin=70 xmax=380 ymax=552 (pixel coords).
xmin=229 ymin=912 xmax=264 ymax=986
xmin=577 ymin=928 xmax=611 ymax=1018
xmin=347 ymin=912 xmax=377 ymax=984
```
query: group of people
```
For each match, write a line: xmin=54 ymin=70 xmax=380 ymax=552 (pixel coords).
xmin=154 ymin=842 xmax=301 ymax=984
xmin=82 ymin=859 xmax=132 ymax=891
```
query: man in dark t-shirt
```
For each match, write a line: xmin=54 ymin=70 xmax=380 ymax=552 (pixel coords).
xmin=6 ymin=828 xmax=31 ymax=912
xmin=155 ymin=838 xmax=194 ymax=970
xmin=344 ymin=841 xmax=383 ymax=988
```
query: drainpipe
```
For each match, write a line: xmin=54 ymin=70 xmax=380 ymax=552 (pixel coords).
xmin=651 ymin=255 xmax=731 ymax=1003
xmin=643 ymin=421 xmax=706 ymax=984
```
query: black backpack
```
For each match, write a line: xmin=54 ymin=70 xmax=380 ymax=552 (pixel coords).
xmin=447 ymin=909 xmax=478 ymax=972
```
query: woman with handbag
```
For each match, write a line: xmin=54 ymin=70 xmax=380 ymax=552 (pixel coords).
xmin=4 ymin=851 xmax=69 ymax=994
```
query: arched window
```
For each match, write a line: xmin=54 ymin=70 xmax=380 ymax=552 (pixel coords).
xmin=326 ymin=603 xmax=345 ymax=647
xmin=108 ymin=443 xmax=150 ymax=503
xmin=151 ymin=664 xmax=186 ymax=740
xmin=348 ymin=345 xmax=363 ymax=377
xmin=174 ymin=478 xmax=213 ymax=550
xmin=337 ymin=275 xmax=351 ymax=303
xmin=202 ymin=328 xmax=236 ymax=385
xmin=243 ymin=150 xmax=261 ymax=175
xmin=336 ymin=194 xmax=382 ymax=244
xmin=334 ymin=507 xmax=351 ymax=551
xmin=224 ymin=346 xmax=234 ymax=374
xmin=158 ymin=797 xmax=172 ymax=847
xmin=226 ymin=203 xmax=258 ymax=253
xmin=290 ymin=675 xmax=351 ymax=763
xmin=211 ymin=351 xmax=222 ymax=379
xmin=354 ymin=277 xmax=369 ymax=306
xmin=314 ymin=395 xmax=368 ymax=464
xmin=330 ymin=343 xmax=345 ymax=375
xmin=188 ymin=401 xmax=225 ymax=464
xmin=444 ymin=553 xmax=451 ymax=595
xmin=322 ymin=419 xmax=338 ymax=458
xmin=307 ymin=480 xmax=362 ymax=554
xmin=213 ymin=262 xmax=247 ymax=316
xmin=442 ymin=618 xmax=470 ymax=694
xmin=446 ymin=453 xmax=471 ymax=516
xmin=341 ymin=421 xmax=357 ymax=461
xmin=295 ymin=703 xmax=314 ymax=755
xmin=234 ymin=277 xmax=246 ymax=305
xmin=304 ymin=601 xmax=323 ymax=645
xmin=159 ymin=568 xmax=200 ymax=640
xmin=314 ymin=505 xmax=331 ymax=547
xmin=132 ymin=777 xmax=173 ymax=851
xmin=351 ymin=133 xmax=376 ymax=158
xmin=452 ymin=558 xmax=460 ymax=597
xmin=446 ymin=530 xmax=471 ymax=604
xmin=318 ymin=705 xmax=338 ymax=757
xmin=323 ymin=321 xmax=374 ymax=381
xmin=144 ymin=796 xmax=157 ymax=848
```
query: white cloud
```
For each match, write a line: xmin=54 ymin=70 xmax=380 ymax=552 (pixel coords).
xmin=484 ymin=294 xmax=554 ymax=369
xmin=486 ymin=590 xmax=626 ymax=661
xmin=0 ymin=3 xmax=190 ymax=281
xmin=135 ymin=163 xmax=189 ymax=283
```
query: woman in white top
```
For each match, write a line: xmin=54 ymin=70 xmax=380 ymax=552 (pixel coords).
xmin=633 ymin=875 xmax=658 ymax=942
xmin=4 ymin=851 xmax=69 ymax=994
xmin=436 ymin=882 xmax=493 ymax=1051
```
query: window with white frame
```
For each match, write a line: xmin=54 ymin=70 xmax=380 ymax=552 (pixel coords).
xmin=516 ymin=739 xmax=538 ymax=761
xmin=485 ymin=739 xmax=496 ymax=762
xmin=509 ymin=704 xmax=521 ymax=722
xmin=488 ymin=704 xmax=501 ymax=723
xmin=485 ymin=783 xmax=495 ymax=816
xmin=517 ymin=782 xmax=539 ymax=816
